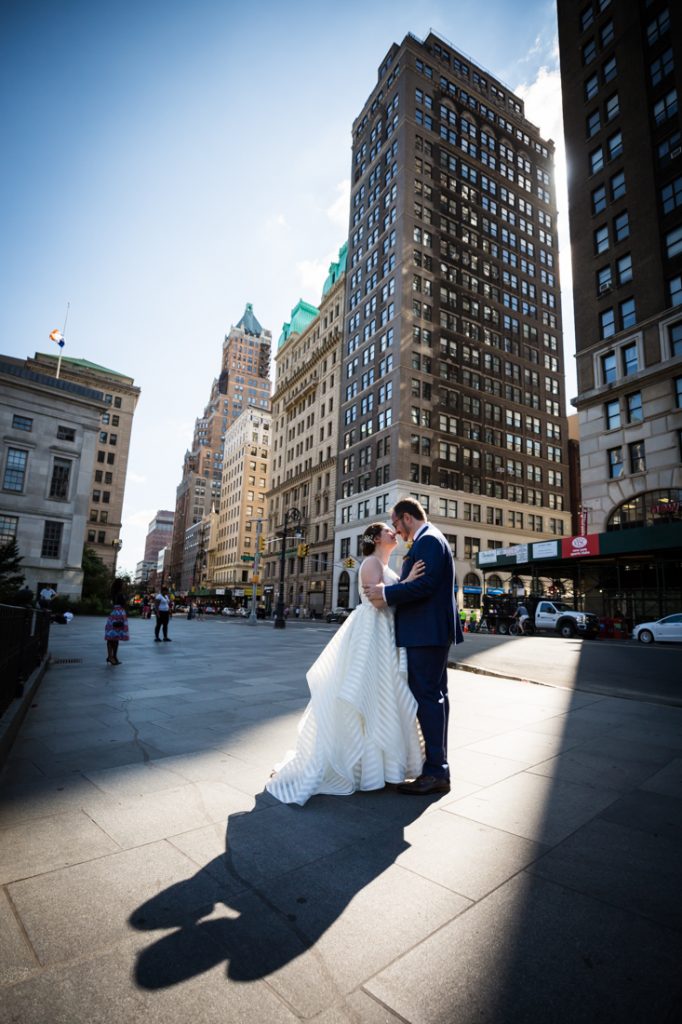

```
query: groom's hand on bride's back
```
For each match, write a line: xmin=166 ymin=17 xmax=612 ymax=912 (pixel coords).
xmin=364 ymin=582 xmax=387 ymax=606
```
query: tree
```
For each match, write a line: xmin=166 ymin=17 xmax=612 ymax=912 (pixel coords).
xmin=81 ymin=546 xmax=113 ymax=608
xmin=0 ymin=539 xmax=25 ymax=602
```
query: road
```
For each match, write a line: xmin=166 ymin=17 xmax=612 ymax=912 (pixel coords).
xmin=450 ymin=631 xmax=682 ymax=706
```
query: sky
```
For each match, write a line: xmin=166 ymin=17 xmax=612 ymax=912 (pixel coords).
xmin=0 ymin=0 xmax=574 ymax=575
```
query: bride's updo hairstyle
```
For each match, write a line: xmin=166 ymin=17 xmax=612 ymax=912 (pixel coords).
xmin=361 ymin=522 xmax=386 ymax=556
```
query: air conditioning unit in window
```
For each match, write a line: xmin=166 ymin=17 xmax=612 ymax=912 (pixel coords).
xmin=670 ymin=146 xmax=682 ymax=159
xmin=598 ymin=282 xmax=613 ymax=295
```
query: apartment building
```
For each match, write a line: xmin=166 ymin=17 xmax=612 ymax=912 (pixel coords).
xmin=264 ymin=246 xmax=346 ymax=616
xmin=335 ymin=31 xmax=571 ymax=608
xmin=214 ymin=409 xmax=271 ymax=592
xmin=168 ymin=304 xmax=272 ymax=588
xmin=557 ymin=0 xmax=682 ymax=533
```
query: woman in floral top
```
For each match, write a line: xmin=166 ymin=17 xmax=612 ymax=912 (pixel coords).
xmin=105 ymin=590 xmax=129 ymax=665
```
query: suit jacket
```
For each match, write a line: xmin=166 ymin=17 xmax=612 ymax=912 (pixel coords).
xmin=384 ymin=523 xmax=464 ymax=648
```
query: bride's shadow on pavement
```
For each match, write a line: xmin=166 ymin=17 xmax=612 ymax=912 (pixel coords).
xmin=130 ymin=788 xmax=430 ymax=989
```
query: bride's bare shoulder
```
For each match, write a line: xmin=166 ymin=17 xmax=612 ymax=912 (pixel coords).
xmin=359 ymin=555 xmax=384 ymax=584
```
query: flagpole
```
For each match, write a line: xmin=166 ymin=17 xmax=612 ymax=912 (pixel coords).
xmin=55 ymin=302 xmax=69 ymax=379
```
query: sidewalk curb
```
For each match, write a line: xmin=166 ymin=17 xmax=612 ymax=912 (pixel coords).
xmin=0 ymin=654 xmax=49 ymax=769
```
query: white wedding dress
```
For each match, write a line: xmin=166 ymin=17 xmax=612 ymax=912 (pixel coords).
xmin=265 ymin=561 xmax=423 ymax=806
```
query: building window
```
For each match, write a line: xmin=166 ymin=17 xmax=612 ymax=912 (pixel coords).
xmin=627 ymin=391 xmax=643 ymax=422
xmin=87 ymin=529 xmax=96 ymax=542
xmin=605 ymin=399 xmax=620 ymax=429
xmin=601 ymin=351 xmax=617 ymax=382
xmin=617 ymin=253 xmax=633 ymax=284
xmin=582 ymin=39 xmax=596 ymax=65
xmin=613 ymin=210 xmax=629 ymax=242
xmin=600 ymin=19 xmax=614 ymax=47
xmin=57 ymin=425 xmax=76 ymax=441
xmin=49 ymin=458 xmax=71 ymax=500
xmin=585 ymin=73 xmax=599 ymax=100
xmin=670 ymin=275 xmax=682 ymax=307
xmin=2 ymin=448 xmax=28 ymax=492
xmin=587 ymin=109 xmax=601 ymax=137
xmin=464 ymin=536 xmax=480 ymax=560
xmin=651 ymin=49 xmax=674 ymax=91
xmin=594 ymin=225 xmax=609 ymax=254
xmin=670 ymin=322 xmax=682 ymax=356
xmin=607 ymin=130 xmax=623 ymax=160
xmin=580 ymin=5 xmax=594 ymax=31
xmin=620 ymin=300 xmax=637 ymax=332
xmin=658 ymin=130 xmax=680 ymax=165
xmin=592 ymin=184 xmax=607 ymax=214
xmin=666 ymin=226 xmax=682 ymax=259
xmin=674 ymin=377 xmax=682 ymax=409
xmin=12 ymin=415 xmax=32 ymax=431
xmin=610 ymin=170 xmax=626 ymax=201
xmin=654 ymin=89 xmax=678 ymax=126
xmin=605 ymin=92 xmax=619 ymax=121
xmin=629 ymin=441 xmax=646 ymax=474
xmin=590 ymin=146 xmax=604 ymax=174
xmin=0 ymin=514 xmax=18 ymax=543
xmin=602 ymin=55 xmax=617 ymax=83
xmin=597 ymin=265 xmax=613 ymax=292
xmin=608 ymin=446 xmax=623 ymax=478
xmin=41 ymin=520 xmax=63 ymax=559
xmin=600 ymin=308 xmax=616 ymax=339
xmin=114 ymin=397 xmax=122 ymax=408
xmin=647 ymin=8 xmax=670 ymax=46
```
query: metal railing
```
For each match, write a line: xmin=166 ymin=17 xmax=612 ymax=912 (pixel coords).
xmin=0 ymin=604 xmax=50 ymax=718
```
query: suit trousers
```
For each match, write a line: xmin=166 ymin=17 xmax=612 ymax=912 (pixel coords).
xmin=406 ymin=645 xmax=450 ymax=779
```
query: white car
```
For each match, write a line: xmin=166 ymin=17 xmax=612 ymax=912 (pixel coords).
xmin=632 ymin=614 xmax=682 ymax=645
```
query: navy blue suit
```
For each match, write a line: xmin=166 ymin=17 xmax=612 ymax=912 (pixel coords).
xmin=384 ymin=523 xmax=463 ymax=779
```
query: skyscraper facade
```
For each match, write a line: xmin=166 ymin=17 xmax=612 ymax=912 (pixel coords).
xmin=557 ymin=0 xmax=682 ymax=533
xmin=335 ymin=32 xmax=571 ymax=606
xmin=168 ymin=304 xmax=272 ymax=588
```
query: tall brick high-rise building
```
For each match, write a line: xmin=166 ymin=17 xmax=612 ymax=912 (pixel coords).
xmin=335 ymin=31 xmax=571 ymax=608
xmin=168 ymin=304 xmax=272 ymax=589
xmin=557 ymin=0 xmax=682 ymax=533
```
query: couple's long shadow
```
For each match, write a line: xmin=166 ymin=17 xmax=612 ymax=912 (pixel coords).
xmin=130 ymin=787 xmax=429 ymax=989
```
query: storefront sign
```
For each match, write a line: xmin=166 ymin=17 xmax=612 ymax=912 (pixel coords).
xmin=532 ymin=540 xmax=559 ymax=560
xmin=561 ymin=534 xmax=600 ymax=558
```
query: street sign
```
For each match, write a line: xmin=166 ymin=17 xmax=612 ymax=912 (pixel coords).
xmin=241 ymin=555 xmax=255 ymax=562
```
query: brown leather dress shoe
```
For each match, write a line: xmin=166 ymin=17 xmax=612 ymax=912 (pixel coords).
xmin=397 ymin=775 xmax=451 ymax=795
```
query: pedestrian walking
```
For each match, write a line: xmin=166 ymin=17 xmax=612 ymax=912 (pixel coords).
xmin=154 ymin=587 xmax=172 ymax=642
xmin=105 ymin=589 xmax=129 ymax=665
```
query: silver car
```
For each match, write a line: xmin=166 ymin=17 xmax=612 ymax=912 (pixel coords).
xmin=632 ymin=614 xmax=682 ymax=644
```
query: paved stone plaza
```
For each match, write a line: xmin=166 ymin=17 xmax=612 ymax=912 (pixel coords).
xmin=0 ymin=614 xmax=680 ymax=1022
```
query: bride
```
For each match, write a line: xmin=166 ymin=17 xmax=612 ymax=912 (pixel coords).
xmin=266 ymin=522 xmax=424 ymax=806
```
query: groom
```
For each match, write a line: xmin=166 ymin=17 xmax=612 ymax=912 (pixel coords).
xmin=365 ymin=497 xmax=463 ymax=795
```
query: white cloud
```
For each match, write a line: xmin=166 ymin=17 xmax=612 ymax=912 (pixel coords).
xmin=326 ymin=179 xmax=350 ymax=230
xmin=123 ymin=508 xmax=158 ymax=528
xmin=295 ymin=252 xmax=337 ymax=301
xmin=265 ymin=212 xmax=288 ymax=232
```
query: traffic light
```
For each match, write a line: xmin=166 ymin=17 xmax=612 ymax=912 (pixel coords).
xmin=344 ymin=557 xmax=355 ymax=569
xmin=297 ymin=543 xmax=309 ymax=558
xmin=258 ymin=535 xmax=266 ymax=553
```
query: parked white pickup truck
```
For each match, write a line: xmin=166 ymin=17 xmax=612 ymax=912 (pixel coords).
xmin=532 ymin=600 xmax=600 ymax=638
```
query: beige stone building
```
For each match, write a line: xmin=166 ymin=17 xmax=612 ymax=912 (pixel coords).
xmin=213 ymin=409 xmax=271 ymax=598
xmin=263 ymin=245 xmax=346 ymax=617
xmin=169 ymin=304 xmax=272 ymax=590
xmin=26 ymin=353 xmax=140 ymax=572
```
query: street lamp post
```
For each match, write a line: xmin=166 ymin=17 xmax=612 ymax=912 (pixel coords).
xmin=111 ymin=538 xmax=123 ymax=581
xmin=273 ymin=507 xmax=301 ymax=630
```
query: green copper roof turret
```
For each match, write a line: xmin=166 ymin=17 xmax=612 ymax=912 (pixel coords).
xmin=322 ymin=241 xmax=348 ymax=297
xmin=278 ymin=299 xmax=319 ymax=349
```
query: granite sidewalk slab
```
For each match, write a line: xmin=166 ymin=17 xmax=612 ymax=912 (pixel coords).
xmin=0 ymin=615 xmax=680 ymax=1022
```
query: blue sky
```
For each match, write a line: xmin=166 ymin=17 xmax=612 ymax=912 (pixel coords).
xmin=0 ymin=0 xmax=572 ymax=573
